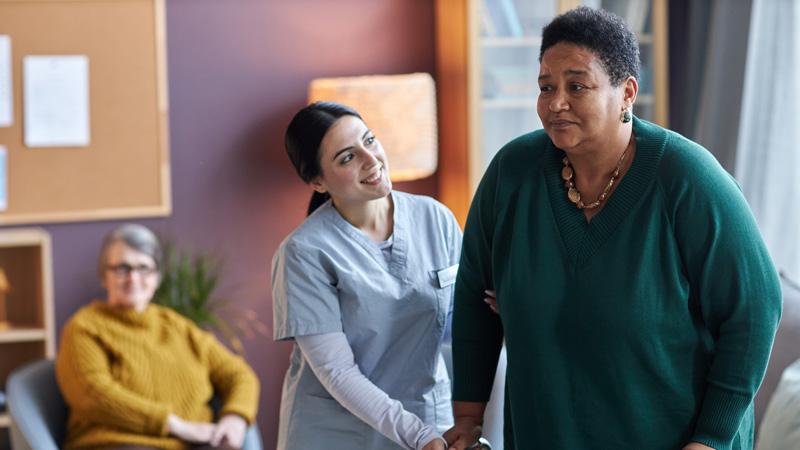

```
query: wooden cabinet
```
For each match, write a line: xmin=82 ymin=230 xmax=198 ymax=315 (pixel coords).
xmin=0 ymin=228 xmax=54 ymax=446
xmin=435 ymin=0 xmax=668 ymax=225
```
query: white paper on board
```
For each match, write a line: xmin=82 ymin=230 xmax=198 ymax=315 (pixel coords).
xmin=23 ymin=55 xmax=90 ymax=147
xmin=0 ymin=36 xmax=12 ymax=128
xmin=0 ymin=145 xmax=7 ymax=211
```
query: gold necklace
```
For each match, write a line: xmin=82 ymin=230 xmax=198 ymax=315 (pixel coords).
xmin=561 ymin=146 xmax=629 ymax=210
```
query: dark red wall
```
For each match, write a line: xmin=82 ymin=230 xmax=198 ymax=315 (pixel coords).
xmin=21 ymin=1 xmax=437 ymax=447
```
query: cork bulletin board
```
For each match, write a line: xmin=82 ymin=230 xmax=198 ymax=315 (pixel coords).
xmin=0 ymin=0 xmax=170 ymax=225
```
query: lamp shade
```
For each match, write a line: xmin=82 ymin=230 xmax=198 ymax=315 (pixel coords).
xmin=0 ymin=268 xmax=8 ymax=292
xmin=308 ymin=73 xmax=437 ymax=182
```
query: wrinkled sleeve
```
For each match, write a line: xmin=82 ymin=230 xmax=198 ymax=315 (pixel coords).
xmin=55 ymin=320 xmax=170 ymax=436
xmin=272 ymin=239 xmax=342 ymax=340
xmin=192 ymin=326 xmax=260 ymax=424
xmin=670 ymin=150 xmax=782 ymax=449
xmin=452 ymin=156 xmax=504 ymax=402
xmin=446 ymin=205 xmax=463 ymax=268
xmin=296 ymin=332 xmax=445 ymax=450
xmin=442 ymin=204 xmax=464 ymax=343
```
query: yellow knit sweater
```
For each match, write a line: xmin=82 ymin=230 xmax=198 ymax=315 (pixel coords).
xmin=55 ymin=301 xmax=260 ymax=450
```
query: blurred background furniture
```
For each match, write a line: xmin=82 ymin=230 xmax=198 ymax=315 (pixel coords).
xmin=0 ymin=228 xmax=54 ymax=448
xmin=7 ymin=359 xmax=264 ymax=450
xmin=757 ymin=358 xmax=800 ymax=449
xmin=755 ymin=273 xmax=800 ymax=430
xmin=7 ymin=359 xmax=64 ymax=450
xmin=754 ymin=273 xmax=800 ymax=448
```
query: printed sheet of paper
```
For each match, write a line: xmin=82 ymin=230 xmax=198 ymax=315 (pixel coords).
xmin=23 ymin=55 xmax=90 ymax=147
xmin=0 ymin=145 xmax=7 ymax=211
xmin=0 ymin=36 xmax=12 ymax=128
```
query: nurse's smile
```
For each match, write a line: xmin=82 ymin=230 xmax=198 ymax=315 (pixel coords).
xmin=314 ymin=114 xmax=393 ymax=205
xmin=361 ymin=166 xmax=384 ymax=185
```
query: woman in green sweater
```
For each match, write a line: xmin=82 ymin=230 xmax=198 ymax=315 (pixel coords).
xmin=56 ymin=224 xmax=259 ymax=450
xmin=445 ymin=6 xmax=781 ymax=450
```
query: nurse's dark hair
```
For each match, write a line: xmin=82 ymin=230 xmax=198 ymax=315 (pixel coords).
xmin=540 ymin=6 xmax=640 ymax=86
xmin=285 ymin=101 xmax=363 ymax=216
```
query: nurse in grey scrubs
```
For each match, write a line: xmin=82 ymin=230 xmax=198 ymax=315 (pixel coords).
xmin=272 ymin=102 xmax=461 ymax=450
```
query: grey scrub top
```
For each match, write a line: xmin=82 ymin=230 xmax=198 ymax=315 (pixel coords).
xmin=272 ymin=191 xmax=462 ymax=450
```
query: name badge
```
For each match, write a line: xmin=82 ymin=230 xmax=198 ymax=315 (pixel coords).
xmin=436 ymin=264 xmax=459 ymax=289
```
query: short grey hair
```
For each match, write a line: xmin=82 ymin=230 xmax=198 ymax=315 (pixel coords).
xmin=97 ymin=223 xmax=163 ymax=279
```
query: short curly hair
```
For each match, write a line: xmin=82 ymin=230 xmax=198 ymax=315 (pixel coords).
xmin=540 ymin=6 xmax=640 ymax=86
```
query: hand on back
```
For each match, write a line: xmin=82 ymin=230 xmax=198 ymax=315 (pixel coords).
xmin=483 ymin=290 xmax=498 ymax=314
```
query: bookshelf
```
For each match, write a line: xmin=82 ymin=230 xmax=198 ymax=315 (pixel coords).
xmin=435 ymin=0 xmax=669 ymax=225
xmin=0 ymin=228 xmax=55 ymax=447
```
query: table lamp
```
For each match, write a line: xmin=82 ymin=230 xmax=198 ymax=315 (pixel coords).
xmin=0 ymin=267 xmax=9 ymax=330
xmin=308 ymin=72 xmax=438 ymax=181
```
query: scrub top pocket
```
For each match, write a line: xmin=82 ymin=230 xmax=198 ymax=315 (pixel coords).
xmin=429 ymin=269 xmax=454 ymax=330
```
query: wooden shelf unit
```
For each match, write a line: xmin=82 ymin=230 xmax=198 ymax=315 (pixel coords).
xmin=0 ymin=327 xmax=49 ymax=344
xmin=0 ymin=228 xmax=55 ymax=434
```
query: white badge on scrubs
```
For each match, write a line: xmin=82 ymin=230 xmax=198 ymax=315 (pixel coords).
xmin=436 ymin=264 xmax=459 ymax=288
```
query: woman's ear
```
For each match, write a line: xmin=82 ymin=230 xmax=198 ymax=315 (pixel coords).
xmin=310 ymin=177 xmax=327 ymax=194
xmin=622 ymin=75 xmax=638 ymax=109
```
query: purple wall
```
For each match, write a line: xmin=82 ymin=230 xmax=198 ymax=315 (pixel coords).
xmin=16 ymin=1 xmax=437 ymax=447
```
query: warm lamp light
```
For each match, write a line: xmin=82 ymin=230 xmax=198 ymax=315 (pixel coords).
xmin=0 ymin=267 xmax=9 ymax=330
xmin=308 ymin=73 xmax=438 ymax=182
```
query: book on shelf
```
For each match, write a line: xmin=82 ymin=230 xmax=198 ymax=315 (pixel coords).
xmin=602 ymin=0 xmax=648 ymax=34
xmin=480 ymin=0 xmax=496 ymax=37
xmin=482 ymin=0 xmax=523 ymax=37
xmin=626 ymin=1 xmax=648 ymax=34
xmin=498 ymin=0 xmax=523 ymax=37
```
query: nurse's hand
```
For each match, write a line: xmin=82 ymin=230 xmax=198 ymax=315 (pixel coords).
xmin=483 ymin=290 xmax=498 ymax=314
xmin=443 ymin=417 xmax=482 ymax=450
xmin=167 ymin=414 xmax=216 ymax=444
xmin=421 ymin=437 xmax=446 ymax=450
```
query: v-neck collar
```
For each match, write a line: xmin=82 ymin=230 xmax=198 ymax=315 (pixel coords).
xmin=326 ymin=192 xmax=409 ymax=280
xmin=544 ymin=117 xmax=667 ymax=267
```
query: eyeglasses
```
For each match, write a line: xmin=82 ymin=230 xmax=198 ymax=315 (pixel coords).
xmin=106 ymin=263 xmax=158 ymax=277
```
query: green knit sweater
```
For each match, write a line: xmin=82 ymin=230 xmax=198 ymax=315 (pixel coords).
xmin=452 ymin=118 xmax=782 ymax=450
xmin=56 ymin=302 xmax=259 ymax=450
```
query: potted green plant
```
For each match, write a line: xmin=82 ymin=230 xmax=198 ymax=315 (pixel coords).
xmin=152 ymin=240 xmax=265 ymax=354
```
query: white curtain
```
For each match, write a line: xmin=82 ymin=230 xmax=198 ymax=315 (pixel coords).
xmin=735 ymin=0 xmax=800 ymax=281
xmin=693 ymin=0 xmax=752 ymax=172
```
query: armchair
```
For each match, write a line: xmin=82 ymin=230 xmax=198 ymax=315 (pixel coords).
xmin=7 ymin=359 xmax=262 ymax=450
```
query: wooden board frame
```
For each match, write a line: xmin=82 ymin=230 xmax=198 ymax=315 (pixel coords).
xmin=0 ymin=0 xmax=170 ymax=225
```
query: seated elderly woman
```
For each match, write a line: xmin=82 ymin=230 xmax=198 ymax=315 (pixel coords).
xmin=55 ymin=224 xmax=259 ymax=450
